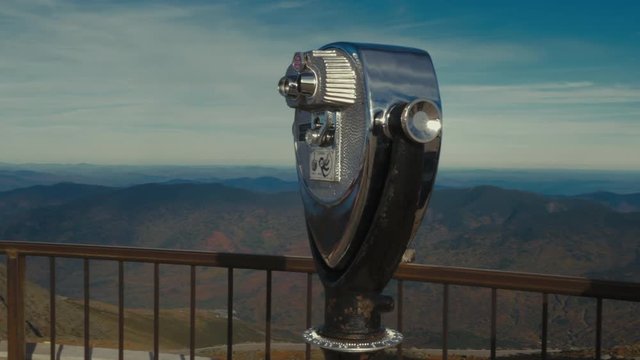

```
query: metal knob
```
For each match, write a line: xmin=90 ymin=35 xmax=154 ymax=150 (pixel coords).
xmin=304 ymin=112 xmax=334 ymax=147
xmin=400 ymin=99 xmax=442 ymax=144
xmin=278 ymin=71 xmax=317 ymax=98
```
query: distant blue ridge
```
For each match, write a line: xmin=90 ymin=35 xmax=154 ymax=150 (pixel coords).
xmin=1 ymin=164 xmax=640 ymax=195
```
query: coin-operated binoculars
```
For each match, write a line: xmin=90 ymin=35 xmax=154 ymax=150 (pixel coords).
xmin=277 ymin=42 xmax=442 ymax=359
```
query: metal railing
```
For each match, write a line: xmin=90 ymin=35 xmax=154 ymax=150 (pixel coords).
xmin=1 ymin=241 xmax=639 ymax=360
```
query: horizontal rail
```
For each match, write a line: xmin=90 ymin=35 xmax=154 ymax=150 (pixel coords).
xmin=1 ymin=241 xmax=640 ymax=301
xmin=395 ymin=263 xmax=640 ymax=302
xmin=0 ymin=241 xmax=314 ymax=272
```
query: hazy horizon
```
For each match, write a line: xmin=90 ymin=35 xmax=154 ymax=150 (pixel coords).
xmin=3 ymin=160 xmax=640 ymax=173
xmin=3 ymin=161 xmax=640 ymax=195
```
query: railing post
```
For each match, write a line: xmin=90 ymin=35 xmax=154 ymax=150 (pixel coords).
xmin=227 ymin=268 xmax=234 ymax=360
xmin=118 ymin=260 xmax=124 ymax=360
xmin=190 ymin=265 xmax=196 ymax=360
xmin=50 ymin=256 xmax=57 ymax=360
xmin=596 ymin=298 xmax=603 ymax=360
xmin=491 ymin=288 xmax=497 ymax=360
xmin=397 ymin=280 xmax=404 ymax=360
xmin=305 ymin=273 xmax=312 ymax=360
xmin=84 ymin=258 xmax=91 ymax=360
xmin=541 ymin=293 xmax=548 ymax=360
xmin=265 ymin=270 xmax=272 ymax=360
xmin=7 ymin=250 xmax=26 ymax=360
xmin=442 ymin=284 xmax=449 ymax=360
xmin=153 ymin=262 xmax=159 ymax=360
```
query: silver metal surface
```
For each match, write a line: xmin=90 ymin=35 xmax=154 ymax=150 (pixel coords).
xmin=303 ymin=327 xmax=403 ymax=353
xmin=279 ymin=43 xmax=442 ymax=270
xmin=400 ymin=99 xmax=442 ymax=143
xmin=285 ymin=47 xmax=366 ymax=268
xmin=299 ymin=72 xmax=318 ymax=96
xmin=305 ymin=111 xmax=335 ymax=147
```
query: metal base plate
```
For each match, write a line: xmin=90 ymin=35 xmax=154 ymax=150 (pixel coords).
xmin=303 ymin=327 xmax=403 ymax=353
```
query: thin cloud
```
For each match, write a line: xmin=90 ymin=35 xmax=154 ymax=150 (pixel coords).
xmin=444 ymin=82 xmax=640 ymax=104
xmin=262 ymin=0 xmax=310 ymax=10
xmin=441 ymin=114 xmax=640 ymax=170
xmin=0 ymin=0 xmax=638 ymax=169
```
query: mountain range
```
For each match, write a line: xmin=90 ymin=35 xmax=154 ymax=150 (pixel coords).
xmin=3 ymin=163 xmax=640 ymax=195
xmin=0 ymin=164 xmax=298 ymax=192
xmin=0 ymin=181 xmax=638 ymax=349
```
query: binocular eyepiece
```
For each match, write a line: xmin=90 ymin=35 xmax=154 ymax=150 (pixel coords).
xmin=278 ymin=42 xmax=443 ymax=358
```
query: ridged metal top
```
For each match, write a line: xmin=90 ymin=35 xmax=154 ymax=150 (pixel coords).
xmin=312 ymin=50 xmax=357 ymax=105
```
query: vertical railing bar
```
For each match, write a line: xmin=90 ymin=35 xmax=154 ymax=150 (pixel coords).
xmin=596 ymin=297 xmax=603 ymax=360
xmin=442 ymin=283 xmax=449 ymax=360
xmin=84 ymin=258 xmax=90 ymax=360
xmin=541 ymin=293 xmax=548 ymax=360
xmin=118 ymin=260 xmax=124 ymax=360
xmin=491 ymin=288 xmax=497 ymax=360
xmin=227 ymin=268 xmax=234 ymax=360
xmin=49 ymin=256 xmax=56 ymax=360
xmin=397 ymin=280 xmax=404 ymax=360
xmin=305 ymin=272 xmax=312 ymax=360
xmin=190 ymin=265 xmax=196 ymax=360
xmin=265 ymin=270 xmax=272 ymax=360
xmin=153 ymin=262 xmax=159 ymax=360
xmin=7 ymin=251 xmax=26 ymax=360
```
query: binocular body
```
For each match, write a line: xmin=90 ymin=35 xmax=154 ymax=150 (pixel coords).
xmin=278 ymin=42 xmax=442 ymax=357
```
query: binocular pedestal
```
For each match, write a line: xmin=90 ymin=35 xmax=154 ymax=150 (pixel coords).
xmin=303 ymin=289 xmax=403 ymax=358
xmin=277 ymin=42 xmax=442 ymax=359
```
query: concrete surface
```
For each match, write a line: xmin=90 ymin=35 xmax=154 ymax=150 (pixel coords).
xmin=0 ymin=341 xmax=214 ymax=360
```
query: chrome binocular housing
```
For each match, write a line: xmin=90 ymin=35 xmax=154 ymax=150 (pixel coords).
xmin=278 ymin=42 xmax=442 ymax=358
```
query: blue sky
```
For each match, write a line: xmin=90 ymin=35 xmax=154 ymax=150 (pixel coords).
xmin=1 ymin=0 xmax=639 ymax=169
